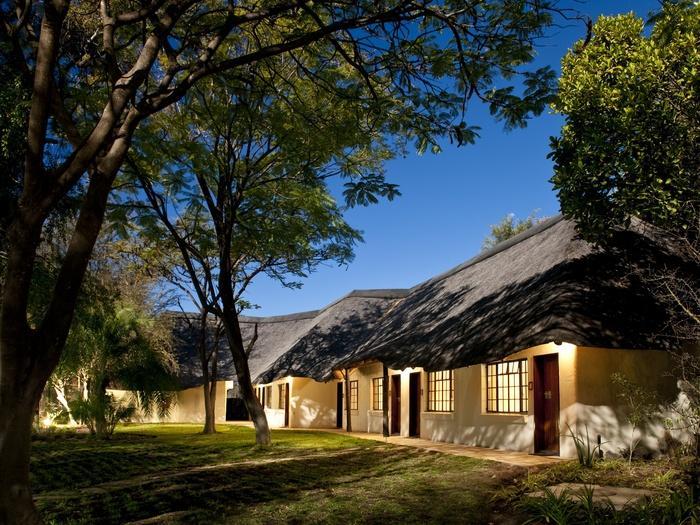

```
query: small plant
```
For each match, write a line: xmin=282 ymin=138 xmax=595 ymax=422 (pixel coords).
xmin=566 ymin=424 xmax=605 ymax=467
xmin=659 ymin=489 xmax=700 ymax=525
xmin=519 ymin=487 xmax=579 ymax=525
xmin=611 ymin=372 xmax=658 ymax=463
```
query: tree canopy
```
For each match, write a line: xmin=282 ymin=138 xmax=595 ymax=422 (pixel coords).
xmin=482 ymin=211 xmax=543 ymax=251
xmin=550 ymin=3 xmax=700 ymax=242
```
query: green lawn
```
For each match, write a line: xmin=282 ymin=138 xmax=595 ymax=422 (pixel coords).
xmin=32 ymin=424 xmax=523 ymax=524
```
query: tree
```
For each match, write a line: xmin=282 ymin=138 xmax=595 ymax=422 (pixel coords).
xmin=1 ymin=0 xmax=565 ymax=519
xmin=482 ymin=211 xmax=543 ymax=250
xmin=551 ymin=5 xmax=699 ymax=242
xmin=125 ymin=67 xmax=369 ymax=443
xmin=549 ymin=5 xmax=700 ymax=341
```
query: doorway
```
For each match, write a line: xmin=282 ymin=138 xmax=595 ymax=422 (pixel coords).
xmin=534 ymin=354 xmax=560 ymax=455
xmin=409 ymin=372 xmax=421 ymax=437
xmin=283 ymin=383 xmax=290 ymax=427
xmin=391 ymin=375 xmax=401 ymax=435
xmin=336 ymin=382 xmax=343 ymax=428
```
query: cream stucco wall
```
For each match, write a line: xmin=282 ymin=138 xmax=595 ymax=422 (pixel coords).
xmin=290 ymin=377 xmax=337 ymax=428
xmin=301 ymin=343 xmax=679 ymax=459
xmin=254 ymin=376 xmax=338 ymax=429
xmin=112 ymin=343 xmax=680 ymax=459
xmin=417 ymin=343 xmax=578 ymax=456
xmin=573 ymin=346 xmax=680 ymax=457
xmin=108 ymin=380 xmax=228 ymax=424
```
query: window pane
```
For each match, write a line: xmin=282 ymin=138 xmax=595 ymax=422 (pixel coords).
xmin=485 ymin=359 xmax=528 ymax=414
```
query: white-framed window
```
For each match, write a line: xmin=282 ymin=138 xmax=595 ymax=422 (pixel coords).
xmin=372 ymin=378 xmax=384 ymax=410
xmin=427 ymin=370 xmax=454 ymax=412
xmin=349 ymin=380 xmax=358 ymax=410
xmin=265 ymin=385 xmax=272 ymax=408
xmin=485 ymin=359 xmax=528 ymax=414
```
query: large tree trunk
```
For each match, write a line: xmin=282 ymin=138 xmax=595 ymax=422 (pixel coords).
xmin=0 ymin=150 xmax=122 ymax=520
xmin=214 ymin=197 xmax=271 ymax=445
xmin=201 ymin=382 xmax=216 ymax=434
xmin=218 ymin=309 xmax=270 ymax=445
xmin=0 ymin=390 xmax=43 ymax=525
xmin=204 ymin=380 xmax=217 ymax=434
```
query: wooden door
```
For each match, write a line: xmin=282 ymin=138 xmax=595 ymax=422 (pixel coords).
xmin=391 ymin=375 xmax=401 ymax=435
xmin=409 ymin=372 xmax=421 ymax=437
xmin=284 ymin=384 xmax=290 ymax=427
xmin=336 ymin=382 xmax=343 ymax=428
xmin=534 ymin=354 xmax=560 ymax=455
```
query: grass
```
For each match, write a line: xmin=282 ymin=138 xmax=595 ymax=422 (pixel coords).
xmin=32 ymin=424 xmax=523 ymax=524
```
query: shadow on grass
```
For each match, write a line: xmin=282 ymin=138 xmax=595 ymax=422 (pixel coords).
xmin=35 ymin=440 xmax=514 ymax=524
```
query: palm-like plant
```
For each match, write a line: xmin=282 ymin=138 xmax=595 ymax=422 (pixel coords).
xmin=50 ymin=250 xmax=177 ymax=437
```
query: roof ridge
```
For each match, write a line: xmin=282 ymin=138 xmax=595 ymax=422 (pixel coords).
xmin=411 ymin=214 xmax=565 ymax=290
xmin=238 ymin=310 xmax=320 ymax=323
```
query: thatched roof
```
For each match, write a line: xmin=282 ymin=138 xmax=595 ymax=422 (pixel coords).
xmin=240 ymin=311 xmax=319 ymax=384
xmin=172 ymin=215 xmax=696 ymax=388
xmin=338 ymin=215 xmax=694 ymax=372
xmin=254 ymin=290 xmax=408 ymax=384
xmin=168 ymin=290 xmax=408 ymax=388
xmin=168 ymin=310 xmax=318 ymax=389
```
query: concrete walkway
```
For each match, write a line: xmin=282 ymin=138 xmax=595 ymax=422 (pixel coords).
xmin=230 ymin=423 xmax=565 ymax=468
xmin=317 ymin=429 xmax=565 ymax=467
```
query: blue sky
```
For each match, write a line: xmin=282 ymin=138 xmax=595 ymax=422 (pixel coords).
xmin=241 ymin=0 xmax=660 ymax=317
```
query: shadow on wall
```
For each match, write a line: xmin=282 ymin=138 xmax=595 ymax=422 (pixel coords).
xmin=349 ymin=228 xmax=689 ymax=373
xmin=454 ymin=421 xmax=534 ymax=453
xmin=574 ymin=402 xmax=688 ymax=458
xmin=294 ymin=397 xmax=337 ymax=429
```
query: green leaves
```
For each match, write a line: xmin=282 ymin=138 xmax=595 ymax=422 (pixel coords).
xmin=343 ymin=175 xmax=402 ymax=208
xmin=550 ymin=5 xmax=700 ymax=242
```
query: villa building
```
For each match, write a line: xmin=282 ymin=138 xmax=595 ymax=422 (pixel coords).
xmin=116 ymin=216 xmax=695 ymax=458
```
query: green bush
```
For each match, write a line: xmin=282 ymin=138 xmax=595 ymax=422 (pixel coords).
xmin=70 ymin=394 xmax=135 ymax=438
xmin=520 ymin=488 xmax=700 ymax=525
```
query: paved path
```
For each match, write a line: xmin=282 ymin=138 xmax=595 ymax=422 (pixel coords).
xmin=230 ymin=423 xmax=565 ymax=468
xmin=318 ymin=429 xmax=565 ymax=467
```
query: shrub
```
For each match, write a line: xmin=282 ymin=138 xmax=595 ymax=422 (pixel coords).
xmin=611 ymin=372 xmax=659 ymax=464
xmin=70 ymin=394 xmax=135 ymax=438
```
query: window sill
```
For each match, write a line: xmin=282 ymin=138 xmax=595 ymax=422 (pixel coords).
xmin=480 ymin=412 xmax=528 ymax=423
xmin=422 ymin=411 xmax=454 ymax=419
xmin=368 ymin=410 xmax=384 ymax=415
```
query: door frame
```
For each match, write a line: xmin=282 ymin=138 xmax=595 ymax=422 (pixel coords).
xmin=534 ymin=353 xmax=560 ymax=455
xmin=284 ymin=383 xmax=290 ymax=427
xmin=408 ymin=372 xmax=421 ymax=437
xmin=336 ymin=382 xmax=343 ymax=428
xmin=390 ymin=374 xmax=401 ymax=435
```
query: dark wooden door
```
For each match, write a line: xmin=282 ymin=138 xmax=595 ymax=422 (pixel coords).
xmin=534 ymin=354 xmax=560 ymax=455
xmin=409 ymin=372 xmax=421 ymax=437
xmin=336 ymin=382 xmax=343 ymax=428
xmin=391 ymin=375 xmax=401 ymax=435
xmin=284 ymin=384 xmax=290 ymax=427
